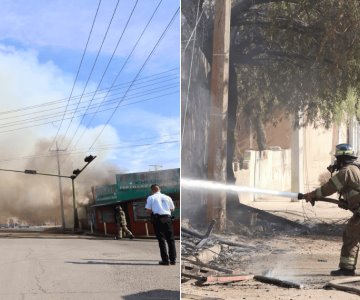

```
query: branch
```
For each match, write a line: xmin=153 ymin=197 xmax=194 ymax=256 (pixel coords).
xmin=231 ymin=0 xmax=300 ymax=25
xmin=233 ymin=18 xmax=324 ymax=35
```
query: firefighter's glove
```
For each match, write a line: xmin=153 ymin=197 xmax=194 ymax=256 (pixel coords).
xmin=338 ymin=200 xmax=348 ymax=210
xmin=303 ymin=191 xmax=316 ymax=207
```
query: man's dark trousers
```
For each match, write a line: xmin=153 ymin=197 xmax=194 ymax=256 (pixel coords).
xmin=153 ymin=215 xmax=176 ymax=263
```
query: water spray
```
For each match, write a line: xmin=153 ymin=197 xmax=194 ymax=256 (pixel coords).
xmin=182 ymin=178 xmax=340 ymax=205
xmin=182 ymin=178 xmax=299 ymax=199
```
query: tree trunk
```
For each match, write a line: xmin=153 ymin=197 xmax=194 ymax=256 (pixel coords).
xmin=226 ymin=62 xmax=238 ymax=184
xmin=254 ymin=118 xmax=267 ymax=151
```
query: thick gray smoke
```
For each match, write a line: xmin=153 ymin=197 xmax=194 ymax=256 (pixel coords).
xmin=0 ymin=46 xmax=122 ymax=226
xmin=0 ymin=138 xmax=122 ymax=225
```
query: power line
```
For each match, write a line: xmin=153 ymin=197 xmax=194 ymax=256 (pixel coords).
xmin=0 ymin=139 xmax=180 ymax=163
xmin=69 ymin=0 xmax=163 ymax=150
xmin=181 ymin=6 xmax=204 ymax=56
xmin=182 ymin=0 xmax=201 ymax=148
xmin=0 ymin=69 xmax=178 ymax=117
xmin=63 ymin=0 xmax=141 ymax=150
xmin=0 ymin=77 xmax=179 ymax=124
xmin=50 ymin=0 xmax=102 ymax=150
xmin=0 ymin=86 xmax=179 ymax=130
xmin=58 ymin=0 xmax=121 ymax=149
xmin=0 ymin=90 xmax=179 ymax=134
xmin=89 ymin=6 xmax=180 ymax=150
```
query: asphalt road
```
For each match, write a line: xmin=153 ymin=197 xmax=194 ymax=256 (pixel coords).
xmin=0 ymin=235 xmax=180 ymax=300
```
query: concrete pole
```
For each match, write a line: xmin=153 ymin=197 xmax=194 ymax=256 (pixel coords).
xmin=145 ymin=222 xmax=149 ymax=237
xmin=207 ymin=0 xmax=231 ymax=231
xmin=291 ymin=118 xmax=304 ymax=198
xmin=72 ymin=178 xmax=79 ymax=231
xmin=55 ymin=142 xmax=66 ymax=230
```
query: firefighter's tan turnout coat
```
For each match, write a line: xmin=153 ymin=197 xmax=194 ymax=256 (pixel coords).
xmin=314 ymin=164 xmax=360 ymax=270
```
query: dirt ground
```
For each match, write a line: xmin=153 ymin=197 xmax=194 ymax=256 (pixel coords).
xmin=182 ymin=233 xmax=360 ymax=299
xmin=181 ymin=198 xmax=360 ymax=300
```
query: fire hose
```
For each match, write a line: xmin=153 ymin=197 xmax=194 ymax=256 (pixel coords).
xmin=297 ymin=193 xmax=340 ymax=205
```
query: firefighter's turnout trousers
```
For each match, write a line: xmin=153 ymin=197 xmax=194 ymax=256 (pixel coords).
xmin=313 ymin=164 xmax=360 ymax=270
xmin=118 ymin=225 xmax=133 ymax=239
xmin=340 ymin=214 xmax=360 ymax=270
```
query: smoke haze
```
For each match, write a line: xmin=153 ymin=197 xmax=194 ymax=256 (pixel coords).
xmin=0 ymin=45 xmax=122 ymax=225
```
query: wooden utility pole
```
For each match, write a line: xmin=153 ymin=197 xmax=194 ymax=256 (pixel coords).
xmin=207 ymin=0 xmax=231 ymax=231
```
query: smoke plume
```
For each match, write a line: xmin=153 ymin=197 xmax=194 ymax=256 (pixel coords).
xmin=0 ymin=45 xmax=123 ymax=226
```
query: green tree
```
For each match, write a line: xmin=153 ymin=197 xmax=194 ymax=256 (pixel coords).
xmin=182 ymin=0 xmax=360 ymax=185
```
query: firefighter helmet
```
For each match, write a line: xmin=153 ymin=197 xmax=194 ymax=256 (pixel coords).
xmin=335 ymin=143 xmax=357 ymax=158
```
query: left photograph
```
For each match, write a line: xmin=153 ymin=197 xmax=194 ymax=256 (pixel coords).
xmin=0 ymin=0 xmax=180 ymax=299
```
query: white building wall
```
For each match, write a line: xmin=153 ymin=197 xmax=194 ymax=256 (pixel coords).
xmin=233 ymin=149 xmax=291 ymax=204
xmin=303 ymin=126 xmax=334 ymax=192
xmin=233 ymin=123 xmax=350 ymax=203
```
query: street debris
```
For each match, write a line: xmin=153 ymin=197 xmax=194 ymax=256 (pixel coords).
xmin=181 ymin=293 xmax=224 ymax=300
xmin=325 ymin=276 xmax=360 ymax=295
xmin=254 ymin=275 xmax=304 ymax=289
xmin=181 ymin=260 xmax=252 ymax=286
xmin=196 ymin=219 xmax=216 ymax=248
xmin=181 ymin=261 xmax=216 ymax=283
xmin=203 ymin=274 xmax=254 ymax=285
xmin=183 ymin=258 xmax=233 ymax=274
xmin=181 ymin=204 xmax=360 ymax=299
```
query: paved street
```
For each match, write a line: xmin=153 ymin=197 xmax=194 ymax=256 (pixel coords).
xmin=0 ymin=235 xmax=180 ymax=300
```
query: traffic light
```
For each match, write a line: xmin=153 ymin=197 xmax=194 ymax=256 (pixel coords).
xmin=73 ymin=169 xmax=81 ymax=176
xmin=24 ymin=169 xmax=37 ymax=174
xmin=84 ymin=155 xmax=96 ymax=163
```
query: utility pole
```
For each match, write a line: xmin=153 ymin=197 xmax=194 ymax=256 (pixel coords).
xmin=55 ymin=142 xmax=66 ymax=230
xmin=291 ymin=116 xmax=304 ymax=201
xmin=207 ymin=0 xmax=231 ymax=231
xmin=149 ymin=165 xmax=163 ymax=171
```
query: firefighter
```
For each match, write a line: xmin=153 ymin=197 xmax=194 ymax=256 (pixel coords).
xmin=115 ymin=206 xmax=134 ymax=240
xmin=304 ymin=143 xmax=360 ymax=276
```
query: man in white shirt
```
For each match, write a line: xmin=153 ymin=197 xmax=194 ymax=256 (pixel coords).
xmin=145 ymin=184 xmax=176 ymax=265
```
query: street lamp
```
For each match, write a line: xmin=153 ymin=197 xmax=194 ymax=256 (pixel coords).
xmin=70 ymin=155 xmax=97 ymax=230
xmin=0 ymin=154 xmax=97 ymax=231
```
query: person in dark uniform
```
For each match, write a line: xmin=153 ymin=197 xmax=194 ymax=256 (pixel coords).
xmin=145 ymin=184 xmax=176 ymax=265
xmin=115 ymin=205 xmax=134 ymax=240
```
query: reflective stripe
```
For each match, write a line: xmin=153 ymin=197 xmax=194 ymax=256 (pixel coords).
xmin=315 ymin=188 xmax=322 ymax=198
xmin=330 ymin=176 xmax=343 ymax=191
xmin=340 ymin=256 xmax=356 ymax=265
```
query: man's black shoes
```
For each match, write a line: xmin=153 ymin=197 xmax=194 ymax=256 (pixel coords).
xmin=159 ymin=261 xmax=170 ymax=266
xmin=330 ymin=269 xmax=355 ymax=276
xmin=170 ymin=261 xmax=176 ymax=265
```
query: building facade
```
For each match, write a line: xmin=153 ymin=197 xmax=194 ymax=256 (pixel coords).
xmin=91 ymin=168 xmax=180 ymax=237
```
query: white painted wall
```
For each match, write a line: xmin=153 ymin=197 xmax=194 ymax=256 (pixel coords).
xmin=233 ymin=149 xmax=291 ymax=203
xmin=233 ymin=124 xmax=348 ymax=203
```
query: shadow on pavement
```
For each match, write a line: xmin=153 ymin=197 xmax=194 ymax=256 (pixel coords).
xmin=123 ymin=289 xmax=180 ymax=300
xmin=65 ymin=259 xmax=178 ymax=266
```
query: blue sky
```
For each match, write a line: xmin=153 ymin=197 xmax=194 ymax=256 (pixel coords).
xmin=0 ymin=0 xmax=180 ymax=175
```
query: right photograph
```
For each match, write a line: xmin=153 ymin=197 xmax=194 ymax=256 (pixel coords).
xmin=181 ymin=1 xmax=360 ymax=299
